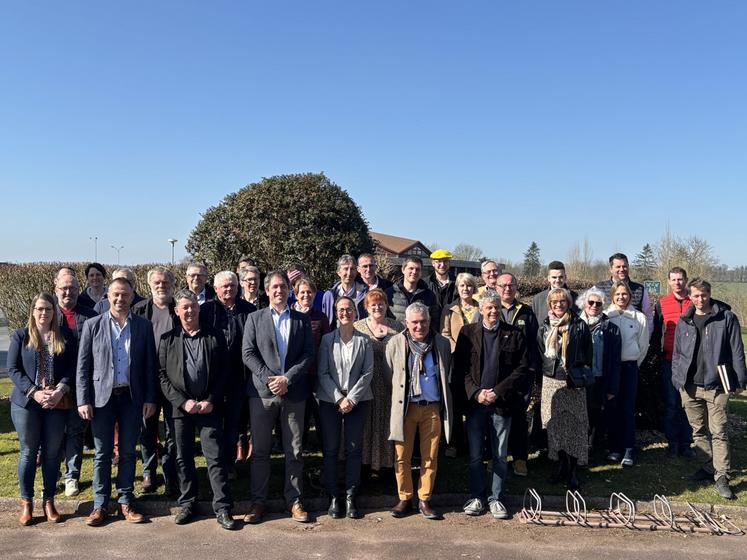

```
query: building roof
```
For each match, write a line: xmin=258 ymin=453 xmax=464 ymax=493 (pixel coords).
xmin=370 ymin=232 xmax=431 ymax=256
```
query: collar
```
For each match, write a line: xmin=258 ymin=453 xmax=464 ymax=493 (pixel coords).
xmin=271 ymin=306 xmax=290 ymax=317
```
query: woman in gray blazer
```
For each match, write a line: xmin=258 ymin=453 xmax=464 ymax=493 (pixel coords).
xmin=316 ymin=296 xmax=374 ymax=520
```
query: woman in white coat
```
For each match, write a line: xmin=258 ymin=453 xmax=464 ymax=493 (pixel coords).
xmin=605 ymin=280 xmax=649 ymax=467
xmin=316 ymin=296 xmax=374 ymax=519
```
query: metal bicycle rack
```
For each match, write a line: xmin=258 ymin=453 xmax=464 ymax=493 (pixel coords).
xmin=519 ymin=488 xmax=744 ymax=535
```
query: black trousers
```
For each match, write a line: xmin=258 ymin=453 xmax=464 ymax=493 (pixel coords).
xmin=174 ymin=411 xmax=232 ymax=514
xmin=140 ymin=395 xmax=177 ymax=486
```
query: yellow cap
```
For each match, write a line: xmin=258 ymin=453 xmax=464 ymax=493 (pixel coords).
xmin=430 ymin=249 xmax=453 ymax=260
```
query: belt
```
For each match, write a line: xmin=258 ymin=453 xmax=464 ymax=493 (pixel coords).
xmin=411 ymin=400 xmax=439 ymax=406
xmin=112 ymin=386 xmax=130 ymax=396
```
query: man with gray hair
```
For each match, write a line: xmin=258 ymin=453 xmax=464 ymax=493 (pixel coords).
xmin=159 ymin=289 xmax=235 ymax=529
xmin=321 ymin=254 xmax=367 ymax=328
xmin=454 ymin=293 xmax=530 ymax=518
xmin=386 ymin=301 xmax=453 ymax=520
xmin=475 ymin=259 xmax=503 ymax=301
xmin=132 ymin=265 xmax=180 ymax=495
xmin=94 ymin=268 xmax=145 ymax=314
xmin=201 ymin=271 xmax=256 ymax=471
xmin=54 ymin=267 xmax=97 ymax=497
xmin=186 ymin=262 xmax=215 ymax=306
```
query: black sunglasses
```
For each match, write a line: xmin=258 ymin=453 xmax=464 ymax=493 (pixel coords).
xmin=587 ymin=301 xmax=603 ymax=307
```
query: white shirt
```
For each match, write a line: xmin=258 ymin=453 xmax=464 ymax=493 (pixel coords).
xmin=271 ymin=306 xmax=291 ymax=373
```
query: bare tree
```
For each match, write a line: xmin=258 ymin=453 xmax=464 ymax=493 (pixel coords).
xmin=452 ymin=243 xmax=484 ymax=261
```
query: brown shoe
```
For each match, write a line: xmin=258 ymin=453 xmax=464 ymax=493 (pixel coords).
xmin=43 ymin=499 xmax=61 ymax=523
xmin=141 ymin=475 xmax=156 ymax=494
xmin=390 ymin=499 xmax=413 ymax=518
xmin=236 ymin=443 xmax=247 ymax=463
xmin=243 ymin=502 xmax=266 ymax=524
xmin=120 ymin=503 xmax=146 ymax=523
xmin=418 ymin=500 xmax=440 ymax=520
xmin=19 ymin=499 xmax=33 ymax=526
xmin=86 ymin=507 xmax=107 ymax=527
xmin=289 ymin=501 xmax=309 ymax=523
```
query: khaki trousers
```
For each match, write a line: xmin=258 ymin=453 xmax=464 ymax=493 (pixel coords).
xmin=394 ymin=403 xmax=441 ymax=501
xmin=680 ymin=384 xmax=731 ymax=479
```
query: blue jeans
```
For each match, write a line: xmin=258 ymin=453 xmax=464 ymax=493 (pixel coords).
xmin=62 ymin=408 xmax=88 ymax=481
xmin=466 ymin=404 xmax=512 ymax=503
xmin=11 ymin=403 xmax=67 ymax=500
xmin=661 ymin=360 xmax=693 ymax=446
xmin=90 ymin=392 xmax=142 ymax=508
xmin=608 ymin=361 xmax=638 ymax=453
xmin=318 ymin=400 xmax=369 ymax=496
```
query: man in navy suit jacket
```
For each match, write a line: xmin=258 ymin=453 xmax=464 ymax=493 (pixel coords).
xmin=77 ymin=278 xmax=158 ymax=527
xmin=241 ymin=270 xmax=314 ymax=524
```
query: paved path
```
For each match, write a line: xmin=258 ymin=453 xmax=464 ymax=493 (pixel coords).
xmin=0 ymin=507 xmax=743 ymax=560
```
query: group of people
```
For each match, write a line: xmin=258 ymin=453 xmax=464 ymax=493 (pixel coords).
xmin=6 ymin=250 xmax=746 ymax=530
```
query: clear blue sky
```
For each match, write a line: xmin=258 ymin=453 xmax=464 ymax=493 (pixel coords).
xmin=2 ymin=1 xmax=745 ymax=267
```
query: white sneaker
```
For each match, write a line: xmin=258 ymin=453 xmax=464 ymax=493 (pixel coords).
xmin=489 ymin=500 xmax=508 ymax=520
xmin=64 ymin=478 xmax=80 ymax=497
xmin=463 ymin=498 xmax=484 ymax=516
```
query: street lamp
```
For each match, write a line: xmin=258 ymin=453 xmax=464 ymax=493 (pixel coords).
xmin=110 ymin=245 xmax=124 ymax=265
xmin=168 ymin=238 xmax=177 ymax=265
xmin=89 ymin=236 xmax=98 ymax=261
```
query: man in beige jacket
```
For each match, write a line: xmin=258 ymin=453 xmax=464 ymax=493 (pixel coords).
xmin=386 ymin=302 xmax=453 ymax=520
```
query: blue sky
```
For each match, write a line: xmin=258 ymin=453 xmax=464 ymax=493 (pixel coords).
xmin=2 ymin=1 xmax=745 ymax=267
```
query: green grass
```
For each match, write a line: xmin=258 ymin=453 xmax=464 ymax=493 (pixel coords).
xmin=1 ymin=375 xmax=747 ymax=506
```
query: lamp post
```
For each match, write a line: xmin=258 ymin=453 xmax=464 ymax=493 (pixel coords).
xmin=89 ymin=236 xmax=98 ymax=261
xmin=111 ymin=245 xmax=124 ymax=265
xmin=168 ymin=238 xmax=177 ymax=265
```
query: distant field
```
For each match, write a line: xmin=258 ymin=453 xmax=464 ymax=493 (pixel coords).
xmin=714 ymin=281 xmax=747 ymax=296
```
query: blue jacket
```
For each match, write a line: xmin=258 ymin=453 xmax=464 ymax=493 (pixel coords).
xmin=7 ymin=326 xmax=77 ymax=408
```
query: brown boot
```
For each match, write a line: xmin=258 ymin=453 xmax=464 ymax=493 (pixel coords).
xmin=43 ymin=499 xmax=61 ymax=523
xmin=19 ymin=499 xmax=33 ymax=526
xmin=235 ymin=443 xmax=246 ymax=463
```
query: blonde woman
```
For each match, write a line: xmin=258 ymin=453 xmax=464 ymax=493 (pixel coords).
xmin=605 ymin=280 xmax=649 ymax=467
xmin=7 ymin=293 xmax=77 ymax=525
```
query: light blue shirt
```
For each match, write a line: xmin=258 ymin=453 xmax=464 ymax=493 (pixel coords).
xmin=409 ymin=351 xmax=440 ymax=403
xmin=271 ymin=306 xmax=291 ymax=373
xmin=109 ymin=313 xmax=132 ymax=388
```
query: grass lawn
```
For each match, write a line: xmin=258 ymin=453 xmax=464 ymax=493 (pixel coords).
xmin=1 ymin=377 xmax=746 ymax=506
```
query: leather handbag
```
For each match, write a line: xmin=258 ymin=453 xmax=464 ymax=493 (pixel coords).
xmin=566 ymin=365 xmax=595 ymax=389
xmin=43 ymin=385 xmax=75 ymax=410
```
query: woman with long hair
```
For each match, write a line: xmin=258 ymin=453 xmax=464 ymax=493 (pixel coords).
xmin=7 ymin=293 xmax=77 ymax=525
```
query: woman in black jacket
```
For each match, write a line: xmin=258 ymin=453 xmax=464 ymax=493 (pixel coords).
xmin=537 ymin=288 xmax=592 ymax=490
xmin=7 ymin=293 xmax=77 ymax=525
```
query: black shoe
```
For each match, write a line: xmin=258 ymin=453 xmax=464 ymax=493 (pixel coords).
xmin=346 ymin=495 xmax=360 ymax=519
xmin=328 ymin=496 xmax=344 ymax=519
xmin=174 ymin=507 xmax=194 ymax=525
xmin=216 ymin=511 xmax=237 ymax=530
xmin=689 ymin=468 xmax=713 ymax=482
xmin=715 ymin=476 xmax=736 ymax=500
xmin=679 ymin=446 xmax=697 ymax=459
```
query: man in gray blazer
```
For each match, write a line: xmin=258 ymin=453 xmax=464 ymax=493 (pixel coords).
xmin=77 ymin=278 xmax=158 ymax=527
xmin=241 ymin=270 xmax=314 ymax=524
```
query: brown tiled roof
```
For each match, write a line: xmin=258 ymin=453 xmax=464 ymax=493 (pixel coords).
xmin=370 ymin=232 xmax=430 ymax=255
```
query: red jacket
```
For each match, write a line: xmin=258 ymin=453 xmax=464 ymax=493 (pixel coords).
xmin=653 ymin=293 xmax=692 ymax=361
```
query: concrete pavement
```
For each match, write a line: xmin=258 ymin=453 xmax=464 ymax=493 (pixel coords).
xmin=0 ymin=506 xmax=742 ymax=560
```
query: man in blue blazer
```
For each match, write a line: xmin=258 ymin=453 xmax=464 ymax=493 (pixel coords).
xmin=77 ymin=277 xmax=158 ymax=527
xmin=241 ymin=270 xmax=314 ymax=524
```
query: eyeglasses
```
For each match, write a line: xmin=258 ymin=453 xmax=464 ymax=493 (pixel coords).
xmin=497 ymin=283 xmax=516 ymax=290
xmin=587 ymin=301 xmax=603 ymax=308
xmin=483 ymin=269 xmax=499 ymax=276
xmin=34 ymin=307 xmax=53 ymax=313
xmin=337 ymin=308 xmax=355 ymax=315
xmin=549 ymin=300 xmax=567 ymax=306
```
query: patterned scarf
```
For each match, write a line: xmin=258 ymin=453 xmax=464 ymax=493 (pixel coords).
xmin=405 ymin=330 xmax=434 ymax=399
xmin=544 ymin=311 xmax=571 ymax=368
